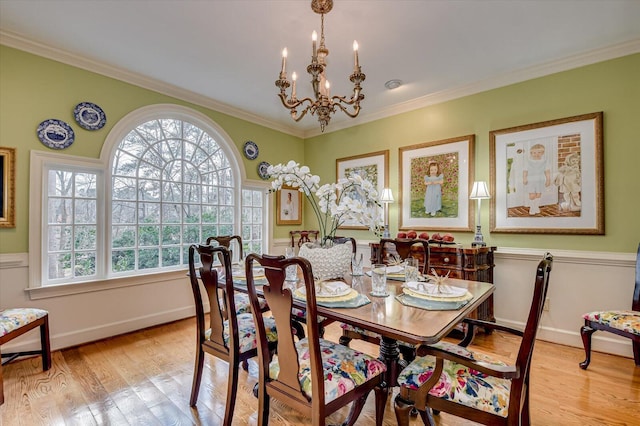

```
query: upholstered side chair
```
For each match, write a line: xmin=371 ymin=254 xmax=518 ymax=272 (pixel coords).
xmin=245 ymin=253 xmax=387 ymax=426
xmin=205 ymin=235 xmax=267 ymax=314
xmin=579 ymin=243 xmax=640 ymax=369
xmin=1 ymin=308 xmax=52 ymax=405
xmin=394 ymin=253 xmax=553 ymax=426
xmin=187 ymin=244 xmax=277 ymax=425
xmin=340 ymin=237 xmax=430 ymax=358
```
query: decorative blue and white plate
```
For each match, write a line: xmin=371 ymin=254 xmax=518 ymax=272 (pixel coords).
xmin=73 ymin=102 xmax=107 ymax=130
xmin=243 ymin=140 xmax=259 ymax=160
xmin=258 ymin=161 xmax=271 ymax=180
xmin=36 ymin=119 xmax=75 ymax=149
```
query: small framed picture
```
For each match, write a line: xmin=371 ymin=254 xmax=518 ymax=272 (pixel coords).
xmin=0 ymin=146 xmax=16 ymax=228
xmin=399 ymin=135 xmax=475 ymax=231
xmin=276 ymin=185 xmax=302 ymax=225
xmin=489 ymin=112 xmax=604 ymax=234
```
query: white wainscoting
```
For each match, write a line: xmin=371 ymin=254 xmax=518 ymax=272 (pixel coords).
xmin=1 ymin=245 xmax=636 ymax=361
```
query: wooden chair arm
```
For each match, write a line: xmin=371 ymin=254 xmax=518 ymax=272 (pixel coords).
xmin=463 ymin=318 xmax=524 ymax=337
xmin=415 ymin=344 xmax=520 ymax=380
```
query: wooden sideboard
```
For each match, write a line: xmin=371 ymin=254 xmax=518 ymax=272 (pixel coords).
xmin=370 ymin=242 xmax=496 ymax=323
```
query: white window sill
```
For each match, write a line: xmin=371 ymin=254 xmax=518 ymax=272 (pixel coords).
xmin=26 ymin=269 xmax=189 ymax=300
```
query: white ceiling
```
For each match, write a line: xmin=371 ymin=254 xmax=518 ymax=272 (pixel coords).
xmin=1 ymin=0 xmax=640 ymax=138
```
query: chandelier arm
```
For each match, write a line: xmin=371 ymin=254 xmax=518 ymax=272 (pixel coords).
xmin=331 ymin=100 xmax=361 ymax=119
xmin=276 ymin=93 xmax=314 ymax=110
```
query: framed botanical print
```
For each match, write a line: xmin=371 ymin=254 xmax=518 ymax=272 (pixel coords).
xmin=276 ymin=185 xmax=303 ymax=225
xmin=490 ymin=112 xmax=604 ymax=234
xmin=336 ymin=150 xmax=389 ymax=229
xmin=0 ymin=147 xmax=16 ymax=228
xmin=399 ymin=135 xmax=475 ymax=231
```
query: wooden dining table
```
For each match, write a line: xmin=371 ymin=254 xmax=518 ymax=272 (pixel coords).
xmin=231 ymin=267 xmax=495 ymax=395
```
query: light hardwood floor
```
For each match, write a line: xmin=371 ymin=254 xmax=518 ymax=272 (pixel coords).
xmin=1 ymin=317 xmax=639 ymax=425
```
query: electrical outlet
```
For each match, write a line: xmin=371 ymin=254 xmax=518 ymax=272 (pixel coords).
xmin=543 ymin=297 xmax=550 ymax=312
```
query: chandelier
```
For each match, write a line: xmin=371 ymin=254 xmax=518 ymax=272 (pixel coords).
xmin=275 ymin=0 xmax=365 ymax=132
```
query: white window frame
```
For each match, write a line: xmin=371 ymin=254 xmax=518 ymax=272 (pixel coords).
xmin=27 ymin=104 xmax=267 ymax=299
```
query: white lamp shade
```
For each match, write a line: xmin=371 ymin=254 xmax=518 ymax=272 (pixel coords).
xmin=380 ymin=188 xmax=394 ymax=203
xmin=470 ymin=181 xmax=490 ymax=199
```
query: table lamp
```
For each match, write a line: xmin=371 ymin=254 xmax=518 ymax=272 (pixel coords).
xmin=380 ymin=188 xmax=394 ymax=238
xmin=469 ymin=181 xmax=490 ymax=247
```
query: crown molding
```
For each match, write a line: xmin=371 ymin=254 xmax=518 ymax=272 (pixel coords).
xmin=3 ymin=30 xmax=638 ymax=140
xmin=0 ymin=30 xmax=306 ymax=139
xmin=304 ymin=38 xmax=640 ymax=138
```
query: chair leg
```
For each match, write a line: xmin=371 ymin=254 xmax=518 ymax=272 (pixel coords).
xmin=373 ymin=385 xmax=386 ymax=426
xmin=190 ymin=347 xmax=205 ymax=406
xmin=339 ymin=334 xmax=352 ymax=347
xmin=394 ymin=394 xmax=414 ymax=426
xmin=343 ymin=392 xmax=369 ymax=426
xmin=633 ymin=340 xmax=640 ymax=366
xmin=223 ymin=356 xmax=240 ymax=426
xmin=40 ymin=316 xmax=52 ymax=371
xmin=1 ymin=360 xmax=4 ymax=406
xmin=579 ymin=325 xmax=596 ymax=369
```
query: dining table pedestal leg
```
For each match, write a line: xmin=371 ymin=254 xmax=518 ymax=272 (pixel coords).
xmin=379 ymin=336 xmax=408 ymax=392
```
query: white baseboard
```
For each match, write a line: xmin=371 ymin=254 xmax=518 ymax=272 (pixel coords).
xmin=2 ymin=306 xmax=196 ymax=353
xmin=498 ymin=317 xmax=635 ymax=360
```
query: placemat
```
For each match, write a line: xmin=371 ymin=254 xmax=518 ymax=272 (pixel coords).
xmin=395 ymin=293 xmax=472 ymax=311
xmin=293 ymin=288 xmax=370 ymax=308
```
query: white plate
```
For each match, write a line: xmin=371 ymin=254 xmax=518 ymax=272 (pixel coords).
xmin=386 ymin=265 xmax=404 ymax=274
xmin=403 ymin=281 xmax=468 ymax=298
xmin=298 ymin=280 xmax=352 ymax=298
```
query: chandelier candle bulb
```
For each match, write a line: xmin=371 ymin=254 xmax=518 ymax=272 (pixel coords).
xmin=291 ymin=72 xmax=297 ymax=98
xmin=281 ymin=48 xmax=287 ymax=74
xmin=353 ymin=40 xmax=359 ymax=69
xmin=312 ymin=31 xmax=317 ymax=58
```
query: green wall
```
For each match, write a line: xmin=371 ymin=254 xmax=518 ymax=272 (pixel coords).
xmin=304 ymin=54 xmax=640 ymax=252
xmin=1 ymin=45 xmax=638 ymax=254
xmin=0 ymin=45 xmax=303 ymax=253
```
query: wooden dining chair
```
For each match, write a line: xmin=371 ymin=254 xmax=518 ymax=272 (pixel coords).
xmin=393 ymin=253 xmax=553 ymax=426
xmin=341 ymin=237 xmax=430 ymax=353
xmin=1 ymin=308 xmax=52 ymax=405
xmin=579 ymin=243 xmax=640 ymax=369
xmin=205 ymin=235 xmax=266 ymax=314
xmin=245 ymin=253 xmax=387 ymax=426
xmin=187 ymin=244 xmax=278 ymax=425
xmin=290 ymin=230 xmax=320 ymax=250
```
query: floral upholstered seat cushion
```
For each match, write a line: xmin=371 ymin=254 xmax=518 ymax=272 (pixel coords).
xmin=341 ymin=323 xmax=379 ymax=339
xmin=583 ymin=310 xmax=640 ymax=336
xmin=269 ymin=338 xmax=386 ymax=403
xmin=291 ymin=307 xmax=326 ymax=323
xmin=229 ymin=293 xmax=268 ymax=314
xmin=397 ymin=342 xmax=511 ymax=418
xmin=0 ymin=308 xmax=48 ymax=337
xmin=205 ymin=313 xmax=277 ymax=353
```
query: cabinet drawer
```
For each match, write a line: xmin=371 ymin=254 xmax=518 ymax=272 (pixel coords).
xmin=429 ymin=252 xmax=463 ymax=268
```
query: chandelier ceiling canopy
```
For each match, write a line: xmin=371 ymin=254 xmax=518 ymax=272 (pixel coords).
xmin=275 ymin=0 xmax=365 ymax=132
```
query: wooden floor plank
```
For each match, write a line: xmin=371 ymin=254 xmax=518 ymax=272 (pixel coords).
xmin=2 ymin=317 xmax=639 ymax=425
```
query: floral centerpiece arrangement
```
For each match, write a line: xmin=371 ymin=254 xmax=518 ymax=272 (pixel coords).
xmin=267 ymin=160 xmax=384 ymax=279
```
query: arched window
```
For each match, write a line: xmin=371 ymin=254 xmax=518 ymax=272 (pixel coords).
xmin=110 ymin=117 xmax=236 ymax=272
xmin=30 ymin=105 xmax=266 ymax=289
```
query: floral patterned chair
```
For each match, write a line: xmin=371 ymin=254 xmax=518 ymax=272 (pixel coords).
xmin=205 ymin=235 xmax=267 ymax=314
xmin=340 ymin=237 xmax=430 ymax=361
xmin=1 ymin=308 xmax=51 ymax=405
xmin=245 ymin=253 xmax=387 ymax=426
xmin=394 ymin=253 xmax=553 ymax=426
xmin=187 ymin=244 xmax=277 ymax=424
xmin=579 ymin=243 xmax=640 ymax=369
